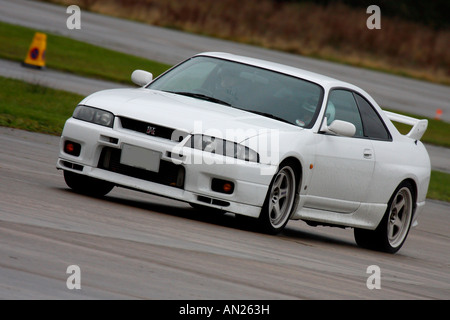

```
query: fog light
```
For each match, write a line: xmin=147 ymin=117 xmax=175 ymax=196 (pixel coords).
xmin=212 ymin=178 xmax=234 ymax=194
xmin=64 ymin=141 xmax=81 ymax=156
xmin=223 ymin=183 xmax=233 ymax=193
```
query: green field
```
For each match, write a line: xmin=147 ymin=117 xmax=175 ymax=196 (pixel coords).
xmin=0 ymin=77 xmax=83 ymax=135
xmin=428 ymin=171 xmax=450 ymax=203
xmin=0 ymin=21 xmax=170 ymax=84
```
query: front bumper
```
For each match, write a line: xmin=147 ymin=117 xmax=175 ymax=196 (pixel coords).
xmin=57 ymin=118 xmax=275 ymax=217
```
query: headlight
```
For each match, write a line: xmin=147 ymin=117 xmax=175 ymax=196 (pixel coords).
xmin=187 ymin=134 xmax=259 ymax=163
xmin=73 ymin=105 xmax=114 ymax=128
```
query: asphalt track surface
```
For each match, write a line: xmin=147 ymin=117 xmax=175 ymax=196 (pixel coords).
xmin=0 ymin=127 xmax=449 ymax=299
xmin=0 ymin=1 xmax=449 ymax=300
xmin=1 ymin=0 xmax=450 ymax=122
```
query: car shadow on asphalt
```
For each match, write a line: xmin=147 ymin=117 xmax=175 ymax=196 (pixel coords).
xmin=281 ymin=226 xmax=357 ymax=249
xmin=60 ymin=186 xmax=359 ymax=251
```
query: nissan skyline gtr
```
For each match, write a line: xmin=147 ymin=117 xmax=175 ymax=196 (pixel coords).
xmin=57 ymin=52 xmax=430 ymax=253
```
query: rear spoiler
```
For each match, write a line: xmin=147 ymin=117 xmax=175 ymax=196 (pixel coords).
xmin=383 ymin=111 xmax=428 ymax=141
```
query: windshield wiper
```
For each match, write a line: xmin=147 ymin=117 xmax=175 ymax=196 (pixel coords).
xmin=165 ymin=91 xmax=232 ymax=107
xmin=245 ymin=110 xmax=293 ymax=125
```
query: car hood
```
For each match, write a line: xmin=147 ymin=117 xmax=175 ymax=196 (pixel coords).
xmin=81 ymin=88 xmax=301 ymax=142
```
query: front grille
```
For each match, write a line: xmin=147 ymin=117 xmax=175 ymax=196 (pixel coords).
xmin=120 ymin=117 xmax=174 ymax=140
xmin=98 ymin=147 xmax=185 ymax=189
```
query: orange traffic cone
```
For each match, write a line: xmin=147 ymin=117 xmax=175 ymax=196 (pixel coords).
xmin=22 ymin=32 xmax=47 ymax=69
xmin=434 ymin=109 xmax=443 ymax=120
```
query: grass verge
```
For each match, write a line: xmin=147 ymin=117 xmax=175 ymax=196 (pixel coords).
xmin=0 ymin=76 xmax=83 ymax=135
xmin=0 ymin=21 xmax=170 ymax=84
xmin=428 ymin=171 xmax=450 ymax=203
xmin=0 ymin=76 xmax=448 ymax=202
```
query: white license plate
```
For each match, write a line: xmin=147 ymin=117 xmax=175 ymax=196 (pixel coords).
xmin=120 ymin=144 xmax=161 ymax=172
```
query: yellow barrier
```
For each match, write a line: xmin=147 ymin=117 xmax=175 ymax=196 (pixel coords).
xmin=22 ymin=32 xmax=47 ymax=69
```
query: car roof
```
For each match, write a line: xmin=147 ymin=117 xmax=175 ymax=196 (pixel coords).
xmin=195 ymin=52 xmax=358 ymax=90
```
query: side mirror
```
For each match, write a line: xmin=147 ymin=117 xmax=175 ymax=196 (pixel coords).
xmin=131 ymin=70 xmax=153 ymax=86
xmin=320 ymin=117 xmax=356 ymax=137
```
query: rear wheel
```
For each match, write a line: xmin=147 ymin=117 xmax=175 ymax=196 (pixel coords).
xmin=258 ymin=163 xmax=298 ymax=234
xmin=64 ymin=170 xmax=114 ymax=197
xmin=354 ymin=181 xmax=414 ymax=253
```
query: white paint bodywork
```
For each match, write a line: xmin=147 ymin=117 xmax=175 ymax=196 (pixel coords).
xmin=57 ymin=52 xmax=431 ymax=230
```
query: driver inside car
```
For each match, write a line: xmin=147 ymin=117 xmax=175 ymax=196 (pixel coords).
xmin=214 ymin=67 xmax=241 ymax=104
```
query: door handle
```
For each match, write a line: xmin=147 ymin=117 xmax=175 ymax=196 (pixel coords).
xmin=363 ymin=148 xmax=373 ymax=159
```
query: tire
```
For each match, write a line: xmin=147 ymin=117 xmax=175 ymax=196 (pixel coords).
xmin=64 ymin=170 xmax=114 ymax=197
xmin=354 ymin=181 xmax=415 ymax=253
xmin=258 ymin=163 xmax=298 ymax=234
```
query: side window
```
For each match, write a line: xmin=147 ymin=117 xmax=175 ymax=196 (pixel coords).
xmin=354 ymin=93 xmax=391 ymax=140
xmin=325 ymin=89 xmax=364 ymax=137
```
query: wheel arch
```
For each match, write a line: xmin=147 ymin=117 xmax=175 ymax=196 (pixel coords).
xmin=278 ymin=156 xmax=303 ymax=193
xmin=277 ymin=156 xmax=304 ymax=222
xmin=355 ymin=177 xmax=418 ymax=253
xmin=400 ymin=178 xmax=418 ymax=210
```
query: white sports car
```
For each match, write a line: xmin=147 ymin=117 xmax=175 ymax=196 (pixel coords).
xmin=57 ymin=52 xmax=430 ymax=253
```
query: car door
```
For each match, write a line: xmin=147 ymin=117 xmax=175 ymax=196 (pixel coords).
xmin=304 ymin=89 xmax=375 ymax=213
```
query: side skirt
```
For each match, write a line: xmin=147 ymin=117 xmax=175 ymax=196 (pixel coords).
xmin=292 ymin=203 xmax=387 ymax=230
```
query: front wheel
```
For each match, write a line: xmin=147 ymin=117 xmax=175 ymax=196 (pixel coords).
xmin=64 ymin=170 xmax=114 ymax=197
xmin=354 ymin=181 xmax=415 ymax=253
xmin=258 ymin=164 xmax=298 ymax=234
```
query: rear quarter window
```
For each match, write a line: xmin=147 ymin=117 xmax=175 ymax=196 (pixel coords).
xmin=354 ymin=93 xmax=391 ymax=141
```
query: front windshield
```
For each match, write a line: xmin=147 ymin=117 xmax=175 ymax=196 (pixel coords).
xmin=148 ymin=56 xmax=324 ymax=128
